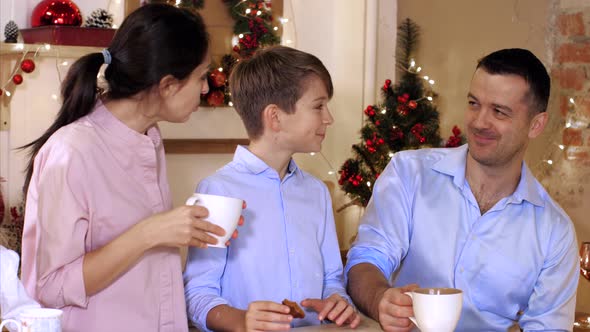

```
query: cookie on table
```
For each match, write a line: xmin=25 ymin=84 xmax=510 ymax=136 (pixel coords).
xmin=282 ymin=299 xmax=305 ymax=319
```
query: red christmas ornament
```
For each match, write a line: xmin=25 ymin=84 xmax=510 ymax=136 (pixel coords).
xmin=21 ymin=59 xmax=36 ymax=73
xmin=31 ymin=0 xmax=83 ymax=27
xmin=364 ymin=105 xmax=376 ymax=116
xmin=12 ymin=74 xmax=23 ymax=85
xmin=209 ymin=70 xmax=227 ymax=88
xmin=397 ymin=93 xmax=410 ymax=103
xmin=0 ymin=88 xmax=3 ymax=96
xmin=391 ymin=127 xmax=404 ymax=141
xmin=408 ymin=100 xmax=417 ymax=109
xmin=206 ymin=90 xmax=225 ymax=107
xmin=397 ymin=105 xmax=408 ymax=116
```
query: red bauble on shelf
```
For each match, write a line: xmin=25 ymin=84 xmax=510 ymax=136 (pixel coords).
xmin=31 ymin=0 xmax=83 ymax=28
xmin=21 ymin=59 xmax=36 ymax=73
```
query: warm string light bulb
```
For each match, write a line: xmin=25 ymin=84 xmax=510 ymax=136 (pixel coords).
xmin=308 ymin=152 xmax=337 ymax=177
xmin=535 ymin=95 xmax=588 ymax=176
xmin=404 ymin=60 xmax=436 ymax=103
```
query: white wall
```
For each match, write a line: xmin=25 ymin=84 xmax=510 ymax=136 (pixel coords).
xmin=0 ymin=0 xmax=125 ymax=32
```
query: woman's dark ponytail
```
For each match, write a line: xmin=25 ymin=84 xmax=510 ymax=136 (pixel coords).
xmin=21 ymin=52 xmax=104 ymax=196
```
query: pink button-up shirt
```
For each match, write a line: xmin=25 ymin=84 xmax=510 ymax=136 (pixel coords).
xmin=21 ymin=102 xmax=189 ymax=332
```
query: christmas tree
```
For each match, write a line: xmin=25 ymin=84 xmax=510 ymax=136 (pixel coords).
xmin=338 ymin=18 xmax=464 ymax=208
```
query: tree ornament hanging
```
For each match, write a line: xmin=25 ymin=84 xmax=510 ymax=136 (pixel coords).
xmin=206 ymin=90 xmax=225 ymax=107
xmin=12 ymin=74 xmax=23 ymax=85
xmin=209 ymin=69 xmax=227 ymax=88
xmin=20 ymin=59 xmax=36 ymax=73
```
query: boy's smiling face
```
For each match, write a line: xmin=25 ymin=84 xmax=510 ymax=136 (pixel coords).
xmin=276 ymin=74 xmax=334 ymax=154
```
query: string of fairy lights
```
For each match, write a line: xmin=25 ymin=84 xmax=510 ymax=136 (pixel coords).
xmin=535 ymin=97 xmax=590 ymax=193
xmin=0 ymin=43 xmax=72 ymax=105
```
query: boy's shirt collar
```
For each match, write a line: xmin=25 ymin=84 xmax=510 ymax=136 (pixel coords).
xmin=233 ymin=145 xmax=300 ymax=179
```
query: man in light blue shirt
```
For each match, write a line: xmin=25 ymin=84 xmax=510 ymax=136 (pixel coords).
xmin=184 ymin=46 xmax=359 ymax=331
xmin=345 ymin=48 xmax=579 ymax=331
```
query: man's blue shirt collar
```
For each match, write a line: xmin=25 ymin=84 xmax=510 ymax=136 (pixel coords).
xmin=431 ymin=144 xmax=544 ymax=207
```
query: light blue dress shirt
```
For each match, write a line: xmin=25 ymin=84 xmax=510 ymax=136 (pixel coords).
xmin=345 ymin=145 xmax=579 ymax=331
xmin=184 ymin=146 xmax=349 ymax=331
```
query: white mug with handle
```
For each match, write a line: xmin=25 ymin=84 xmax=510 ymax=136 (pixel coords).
xmin=185 ymin=193 xmax=243 ymax=248
xmin=0 ymin=308 xmax=63 ymax=332
xmin=404 ymin=288 xmax=462 ymax=332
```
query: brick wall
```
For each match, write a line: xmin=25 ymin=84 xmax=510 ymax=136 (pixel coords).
xmin=553 ymin=6 xmax=590 ymax=166
xmin=546 ymin=1 xmax=590 ymax=315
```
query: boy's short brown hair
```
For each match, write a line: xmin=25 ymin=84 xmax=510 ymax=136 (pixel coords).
xmin=229 ymin=45 xmax=333 ymax=140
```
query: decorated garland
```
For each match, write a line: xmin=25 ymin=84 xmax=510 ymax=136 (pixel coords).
xmin=145 ymin=0 xmax=205 ymax=11
xmin=202 ymin=0 xmax=281 ymax=107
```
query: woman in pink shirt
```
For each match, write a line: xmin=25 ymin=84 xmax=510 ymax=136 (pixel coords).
xmin=19 ymin=4 xmax=235 ymax=332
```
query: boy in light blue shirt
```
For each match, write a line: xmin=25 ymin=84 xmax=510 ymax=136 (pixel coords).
xmin=184 ymin=46 xmax=360 ymax=332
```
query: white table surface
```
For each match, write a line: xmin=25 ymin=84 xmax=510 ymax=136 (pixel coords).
xmin=291 ymin=316 xmax=382 ymax=331
xmin=188 ymin=315 xmax=383 ymax=332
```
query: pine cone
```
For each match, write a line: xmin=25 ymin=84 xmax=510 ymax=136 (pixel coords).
xmin=4 ymin=20 xmax=19 ymax=43
xmin=83 ymin=9 xmax=114 ymax=29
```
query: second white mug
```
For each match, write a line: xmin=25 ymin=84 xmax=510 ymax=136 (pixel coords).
xmin=405 ymin=287 xmax=463 ymax=332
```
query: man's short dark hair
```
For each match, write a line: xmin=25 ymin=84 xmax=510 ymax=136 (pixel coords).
xmin=477 ymin=48 xmax=550 ymax=114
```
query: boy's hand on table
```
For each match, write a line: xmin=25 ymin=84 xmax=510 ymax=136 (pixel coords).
xmin=245 ymin=301 xmax=292 ymax=331
xmin=301 ymin=293 xmax=361 ymax=328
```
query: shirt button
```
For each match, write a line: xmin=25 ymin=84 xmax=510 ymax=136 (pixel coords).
xmin=460 ymin=267 xmax=464 ymax=273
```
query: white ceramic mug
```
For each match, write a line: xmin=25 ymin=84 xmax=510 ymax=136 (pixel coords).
xmin=404 ymin=288 xmax=462 ymax=332
xmin=185 ymin=193 xmax=243 ymax=248
xmin=0 ymin=308 xmax=63 ymax=332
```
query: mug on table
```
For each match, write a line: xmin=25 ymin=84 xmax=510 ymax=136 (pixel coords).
xmin=0 ymin=308 xmax=62 ymax=332
xmin=404 ymin=287 xmax=463 ymax=332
